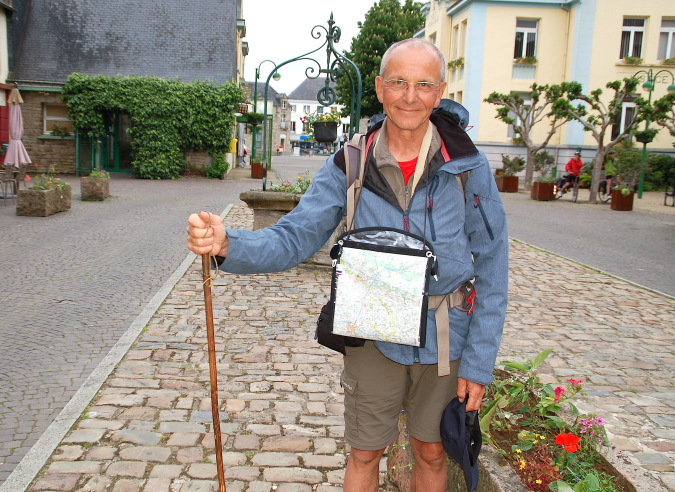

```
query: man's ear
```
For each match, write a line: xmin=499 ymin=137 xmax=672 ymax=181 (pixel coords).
xmin=434 ymin=82 xmax=448 ymax=108
xmin=375 ymin=76 xmax=384 ymax=104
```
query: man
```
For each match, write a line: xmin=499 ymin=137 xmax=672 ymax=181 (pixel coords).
xmin=604 ymin=149 xmax=616 ymax=193
xmin=187 ymin=39 xmax=508 ymax=492
xmin=559 ymin=150 xmax=584 ymax=194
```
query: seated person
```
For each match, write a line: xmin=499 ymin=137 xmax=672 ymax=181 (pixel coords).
xmin=559 ymin=151 xmax=583 ymax=194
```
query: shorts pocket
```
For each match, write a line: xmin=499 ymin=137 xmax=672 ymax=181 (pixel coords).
xmin=341 ymin=372 xmax=358 ymax=434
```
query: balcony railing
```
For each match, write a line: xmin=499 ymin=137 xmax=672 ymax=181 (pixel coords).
xmin=513 ymin=64 xmax=536 ymax=80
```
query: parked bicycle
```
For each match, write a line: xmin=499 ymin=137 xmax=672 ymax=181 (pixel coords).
xmin=554 ymin=175 xmax=579 ymax=202
xmin=597 ymin=178 xmax=612 ymax=203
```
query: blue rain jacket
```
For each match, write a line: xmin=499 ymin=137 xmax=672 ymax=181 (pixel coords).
xmin=221 ymin=102 xmax=508 ymax=385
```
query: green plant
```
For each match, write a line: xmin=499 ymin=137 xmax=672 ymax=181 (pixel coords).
xmin=515 ymin=56 xmax=538 ymax=65
xmin=534 ymin=150 xmax=555 ymax=178
xmin=662 ymin=58 xmax=675 ymax=65
xmin=447 ymin=57 xmax=465 ymax=70
xmin=61 ymin=74 xmax=243 ymax=179
xmin=246 ymin=112 xmax=264 ymax=126
xmin=623 ymin=56 xmax=643 ymax=66
xmin=269 ymin=171 xmax=312 ymax=194
xmin=536 ymin=176 xmax=557 ymax=183
xmin=205 ymin=153 xmax=229 ymax=179
xmin=88 ymin=169 xmax=110 ymax=179
xmin=501 ymin=154 xmax=526 ymax=177
xmin=31 ymin=166 xmax=68 ymax=190
xmin=51 ymin=123 xmax=71 ymax=137
xmin=645 ymin=152 xmax=675 ymax=190
xmin=615 ymin=147 xmax=650 ymax=188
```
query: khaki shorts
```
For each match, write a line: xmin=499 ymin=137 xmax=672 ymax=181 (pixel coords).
xmin=341 ymin=341 xmax=459 ymax=451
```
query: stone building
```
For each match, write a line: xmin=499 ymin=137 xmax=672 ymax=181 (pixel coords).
xmin=8 ymin=0 xmax=247 ymax=174
xmin=242 ymin=82 xmax=293 ymax=157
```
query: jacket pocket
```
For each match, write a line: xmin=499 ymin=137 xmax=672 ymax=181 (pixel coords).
xmin=473 ymin=194 xmax=494 ymax=241
xmin=340 ymin=372 xmax=358 ymax=433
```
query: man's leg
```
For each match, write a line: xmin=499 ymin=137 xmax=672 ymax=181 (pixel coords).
xmin=344 ymin=447 xmax=385 ymax=492
xmin=410 ymin=437 xmax=447 ymax=492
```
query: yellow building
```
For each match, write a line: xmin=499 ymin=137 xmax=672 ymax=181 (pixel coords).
xmin=422 ymin=0 xmax=675 ymax=166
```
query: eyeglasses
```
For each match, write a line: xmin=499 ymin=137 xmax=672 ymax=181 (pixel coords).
xmin=383 ymin=78 xmax=440 ymax=93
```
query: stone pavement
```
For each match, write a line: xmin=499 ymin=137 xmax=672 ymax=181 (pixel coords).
xmin=18 ymin=204 xmax=675 ymax=492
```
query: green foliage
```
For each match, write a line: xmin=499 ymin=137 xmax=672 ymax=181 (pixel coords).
xmin=205 ymin=154 xmax=229 ymax=179
xmin=269 ymin=171 xmax=312 ymax=194
xmin=534 ymin=150 xmax=555 ymax=177
xmin=31 ymin=166 xmax=68 ymax=190
xmin=51 ymin=124 xmax=71 ymax=137
xmin=662 ymin=58 xmax=675 ymax=66
xmin=622 ymin=56 xmax=643 ymax=66
xmin=645 ymin=152 xmax=675 ymax=190
xmin=615 ymin=148 xmax=650 ymax=188
xmin=515 ymin=56 xmax=538 ymax=65
xmin=335 ymin=0 xmax=425 ymax=117
xmin=447 ymin=57 xmax=465 ymax=70
xmin=88 ymin=169 xmax=110 ymax=179
xmin=246 ymin=112 xmax=264 ymax=126
xmin=652 ymin=92 xmax=675 ymax=137
xmin=61 ymin=74 xmax=243 ymax=179
xmin=501 ymin=154 xmax=526 ymax=177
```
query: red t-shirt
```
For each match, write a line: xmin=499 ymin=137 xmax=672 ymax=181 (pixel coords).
xmin=399 ymin=157 xmax=418 ymax=186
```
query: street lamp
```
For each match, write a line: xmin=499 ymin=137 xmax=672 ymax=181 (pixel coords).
xmin=632 ymin=68 xmax=675 ymax=198
xmin=252 ymin=60 xmax=280 ymax=160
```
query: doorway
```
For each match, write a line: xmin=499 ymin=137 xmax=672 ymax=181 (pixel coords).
xmin=100 ymin=113 xmax=133 ymax=172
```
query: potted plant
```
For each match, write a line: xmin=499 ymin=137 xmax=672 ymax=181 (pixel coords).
xmin=80 ymin=168 xmax=110 ymax=201
xmin=623 ymin=56 xmax=643 ymax=66
xmin=246 ymin=112 xmax=264 ymax=126
xmin=634 ymin=128 xmax=658 ymax=144
xmin=303 ymin=108 xmax=341 ymax=143
xmin=661 ymin=57 xmax=675 ymax=66
xmin=514 ymin=56 xmax=538 ymax=65
xmin=447 ymin=57 xmax=465 ymax=70
xmin=17 ymin=167 xmax=71 ymax=216
xmin=610 ymin=145 xmax=650 ymax=211
xmin=496 ymin=154 xmax=524 ymax=192
xmin=530 ymin=150 xmax=556 ymax=200
xmin=250 ymin=155 xmax=264 ymax=179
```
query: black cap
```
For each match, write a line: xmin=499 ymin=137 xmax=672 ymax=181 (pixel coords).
xmin=440 ymin=396 xmax=482 ymax=492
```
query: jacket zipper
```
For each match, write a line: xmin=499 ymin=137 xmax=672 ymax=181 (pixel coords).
xmin=474 ymin=195 xmax=494 ymax=240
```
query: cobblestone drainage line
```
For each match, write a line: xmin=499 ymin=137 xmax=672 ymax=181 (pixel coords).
xmin=0 ymin=204 xmax=234 ymax=492
xmin=509 ymin=237 xmax=675 ymax=301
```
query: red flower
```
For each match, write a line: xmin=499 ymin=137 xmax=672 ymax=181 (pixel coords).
xmin=555 ymin=433 xmax=580 ymax=452
xmin=567 ymin=378 xmax=582 ymax=387
xmin=25 ymin=174 xmax=31 ymax=182
xmin=553 ymin=386 xmax=565 ymax=402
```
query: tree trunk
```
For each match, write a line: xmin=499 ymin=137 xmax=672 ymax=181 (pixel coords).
xmin=589 ymin=147 xmax=606 ymax=203
xmin=524 ymin=147 xmax=536 ymax=190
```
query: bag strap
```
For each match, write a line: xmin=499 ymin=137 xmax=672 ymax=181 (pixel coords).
xmin=345 ymin=132 xmax=367 ymax=231
xmin=410 ymin=122 xmax=434 ymax=194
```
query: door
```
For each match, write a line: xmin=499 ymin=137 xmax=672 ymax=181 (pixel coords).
xmin=103 ymin=113 xmax=133 ymax=172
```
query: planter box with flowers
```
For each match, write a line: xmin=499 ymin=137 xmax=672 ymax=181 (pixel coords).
xmin=301 ymin=107 xmax=342 ymax=144
xmin=80 ymin=169 xmax=110 ymax=201
xmin=239 ymin=172 xmax=339 ymax=266
xmin=17 ymin=172 xmax=71 ymax=216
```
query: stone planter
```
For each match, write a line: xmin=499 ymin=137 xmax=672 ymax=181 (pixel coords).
xmin=239 ymin=190 xmax=342 ymax=267
xmin=251 ymin=161 xmax=264 ymax=179
xmin=611 ymin=189 xmax=635 ymax=211
xmin=80 ymin=177 xmax=109 ymax=201
xmin=530 ymin=181 xmax=556 ymax=201
xmin=495 ymin=175 xmax=519 ymax=193
xmin=17 ymin=184 xmax=72 ymax=217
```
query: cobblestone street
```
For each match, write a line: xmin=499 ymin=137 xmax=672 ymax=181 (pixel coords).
xmin=17 ymin=204 xmax=675 ymax=492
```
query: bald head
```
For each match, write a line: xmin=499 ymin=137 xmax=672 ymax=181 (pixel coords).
xmin=380 ymin=39 xmax=446 ymax=83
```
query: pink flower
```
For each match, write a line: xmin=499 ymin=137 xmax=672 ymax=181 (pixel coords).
xmin=567 ymin=378 xmax=582 ymax=387
xmin=25 ymin=174 xmax=31 ymax=182
xmin=554 ymin=386 xmax=565 ymax=402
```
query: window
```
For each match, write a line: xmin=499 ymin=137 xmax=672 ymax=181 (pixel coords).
xmin=303 ymin=105 xmax=310 ymax=113
xmin=429 ymin=33 xmax=437 ymax=45
xmin=620 ymin=18 xmax=645 ymax=59
xmin=256 ymin=131 xmax=262 ymax=143
xmin=342 ymin=124 xmax=350 ymax=134
xmin=316 ymin=106 xmax=324 ymax=114
xmin=44 ymin=104 xmax=73 ymax=135
xmin=514 ymin=19 xmax=538 ymax=59
xmin=460 ymin=20 xmax=468 ymax=59
xmin=611 ymin=99 xmax=637 ymax=140
xmin=452 ymin=25 xmax=459 ymax=60
xmin=291 ymin=121 xmax=296 ymax=132
xmin=658 ymin=19 xmax=675 ymax=60
xmin=456 ymin=91 xmax=463 ymax=105
xmin=281 ymin=114 xmax=286 ymax=123
xmin=282 ymin=100 xmax=287 ymax=109
xmin=448 ymin=93 xmax=455 ymax=101
xmin=291 ymin=105 xmax=297 ymax=112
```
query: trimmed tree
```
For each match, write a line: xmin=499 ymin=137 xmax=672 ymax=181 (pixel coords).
xmin=558 ymin=77 xmax=649 ymax=203
xmin=335 ymin=0 xmax=425 ymax=118
xmin=651 ymin=92 xmax=675 ymax=137
xmin=484 ymin=82 xmax=581 ymax=189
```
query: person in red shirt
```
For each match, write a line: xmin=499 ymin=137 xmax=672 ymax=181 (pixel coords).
xmin=559 ymin=151 xmax=583 ymax=194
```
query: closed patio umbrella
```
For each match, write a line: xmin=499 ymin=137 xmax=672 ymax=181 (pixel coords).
xmin=5 ymin=83 xmax=31 ymax=169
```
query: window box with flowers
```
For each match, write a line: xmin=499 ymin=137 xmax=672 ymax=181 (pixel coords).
xmin=17 ymin=169 xmax=71 ymax=216
xmin=80 ymin=169 xmax=110 ymax=201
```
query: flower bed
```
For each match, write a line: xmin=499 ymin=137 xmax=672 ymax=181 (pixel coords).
xmin=483 ymin=350 xmax=635 ymax=492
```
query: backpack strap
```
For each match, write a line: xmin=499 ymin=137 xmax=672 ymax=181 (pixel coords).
xmin=345 ymin=132 xmax=367 ymax=231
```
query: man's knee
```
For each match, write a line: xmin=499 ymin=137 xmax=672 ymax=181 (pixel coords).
xmin=349 ymin=447 xmax=385 ymax=468
xmin=411 ymin=440 xmax=446 ymax=466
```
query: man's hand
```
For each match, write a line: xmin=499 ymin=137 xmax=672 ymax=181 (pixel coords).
xmin=457 ymin=378 xmax=485 ymax=412
xmin=187 ymin=211 xmax=228 ymax=257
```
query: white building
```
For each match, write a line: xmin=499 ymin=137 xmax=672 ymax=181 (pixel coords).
xmin=288 ymin=78 xmax=350 ymax=149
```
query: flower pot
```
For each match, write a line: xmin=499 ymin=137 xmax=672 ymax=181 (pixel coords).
xmin=495 ymin=175 xmax=519 ymax=193
xmin=530 ymin=181 xmax=556 ymax=201
xmin=17 ymin=184 xmax=72 ymax=216
xmin=251 ymin=161 xmax=264 ymax=179
xmin=611 ymin=189 xmax=634 ymax=211
xmin=313 ymin=122 xmax=338 ymax=143
xmin=80 ymin=177 xmax=110 ymax=201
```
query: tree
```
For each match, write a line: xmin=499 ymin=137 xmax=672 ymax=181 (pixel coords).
xmin=335 ymin=0 xmax=424 ymax=118
xmin=651 ymin=92 xmax=675 ymax=137
xmin=484 ymin=83 xmax=581 ymax=189
xmin=558 ymin=78 xmax=649 ymax=203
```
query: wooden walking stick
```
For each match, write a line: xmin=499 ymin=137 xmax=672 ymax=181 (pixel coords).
xmin=201 ymin=251 xmax=227 ymax=492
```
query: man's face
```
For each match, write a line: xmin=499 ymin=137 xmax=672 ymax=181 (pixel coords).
xmin=375 ymin=45 xmax=447 ymax=133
